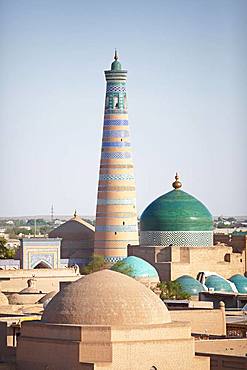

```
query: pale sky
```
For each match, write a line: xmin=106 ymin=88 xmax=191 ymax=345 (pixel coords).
xmin=0 ymin=0 xmax=246 ymax=217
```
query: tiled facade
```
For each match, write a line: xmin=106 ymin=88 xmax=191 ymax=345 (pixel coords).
xmin=94 ymin=53 xmax=139 ymax=261
xmin=20 ymin=238 xmax=61 ymax=269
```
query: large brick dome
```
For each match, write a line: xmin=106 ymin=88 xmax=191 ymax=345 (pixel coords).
xmin=42 ymin=269 xmax=171 ymax=325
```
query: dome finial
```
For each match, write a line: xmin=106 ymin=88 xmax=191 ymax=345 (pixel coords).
xmin=172 ymin=172 xmax=182 ymax=189
xmin=73 ymin=209 xmax=77 ymax=218
xmin=111 ymin=50 xmax=122 ymax=71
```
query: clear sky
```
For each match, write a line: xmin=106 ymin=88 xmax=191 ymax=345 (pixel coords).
xmin=0 ymin=0 xmax=246 ymax=217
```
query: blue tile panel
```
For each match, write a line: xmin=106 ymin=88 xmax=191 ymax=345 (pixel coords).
xmin=101 ymin=152 xmax=131 ymax=159
xmin=31 ymin=253 xmax=54 ymax=269
xmin=102 ymin=142 xmax=131 ymax=147
xmin=103 ymin=130 xmax=130 ymax=138
xmin=99 ymin=174 xmax=134 ymax=181
xmin=103 ymin=119 xmax=128 ymax=125
xmin=106 ymin=85 xmax=126 ymax=93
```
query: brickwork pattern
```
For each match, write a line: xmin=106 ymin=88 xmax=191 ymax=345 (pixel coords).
xmin=94 ymin=60 xmax=139 ymax=260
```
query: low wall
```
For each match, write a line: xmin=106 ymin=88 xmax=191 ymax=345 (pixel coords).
xmin=196 ymin=339 xmax=247 ymax=370
xmin=170 ymin=308 xmax=226 ymax=336
xmin=0 ymin=268 xmax=81 ymax=293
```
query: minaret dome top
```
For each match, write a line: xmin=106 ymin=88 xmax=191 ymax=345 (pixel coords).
xmin=111 ymin=49 xmax=122 ymax=71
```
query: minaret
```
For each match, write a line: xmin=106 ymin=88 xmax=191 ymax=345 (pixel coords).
xmin=94 ymin=51 xmax=139 ymax=263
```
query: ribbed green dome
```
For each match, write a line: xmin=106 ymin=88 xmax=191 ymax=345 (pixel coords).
xmin=205 ymin=275 xmax=233 ymax=293
xmin=140 ymin=189 xmax=213 ymax=232
xmin=229 ymin=274 xmax=247 ymax=294
xmin=175 ymin=275 xmax=206 ymax=296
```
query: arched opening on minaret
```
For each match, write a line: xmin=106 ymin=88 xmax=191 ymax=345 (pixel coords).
xmin=113 ymin=96 xmax=119 ymax=109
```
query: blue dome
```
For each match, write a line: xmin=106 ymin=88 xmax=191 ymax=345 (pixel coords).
xmin=111 ymin=256 xmax=159 ymax=279
xmin=205 ymin=275 xmax=233 ymax=293
xmin=175 ymin=275 xmax=206 ymax=296
xmin=229 ymin=274 xmax=247 ymax=294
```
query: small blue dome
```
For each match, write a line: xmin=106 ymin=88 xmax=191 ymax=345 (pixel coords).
xmin=111 ymin=256 xmax=159 ymax=278
xmin=229 ymin=274 xmax=247 ymax=294
xmin=205 ymin=275 xmax=233 ymax=293
xmin=175 ymin=275 xmax=205 ymax=296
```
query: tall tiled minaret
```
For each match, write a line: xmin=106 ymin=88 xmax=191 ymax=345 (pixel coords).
xmin=94 ymin=51 xmax=139 ymax=263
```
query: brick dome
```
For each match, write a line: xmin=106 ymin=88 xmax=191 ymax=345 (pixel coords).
xmin=42 ymin=270 xmax=171 ymax=326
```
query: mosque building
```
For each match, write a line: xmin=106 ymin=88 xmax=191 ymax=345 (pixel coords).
xmin=129 ymin=174 xmax=246 ymax=281
xmin=94 ymin=51 xmax=139 ymax=263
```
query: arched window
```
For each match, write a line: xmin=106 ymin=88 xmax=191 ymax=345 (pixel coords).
xmin=150 ymin=367 xmax=157 ymax=370
xmin=113 ymin=96 xmax=119 ymax=109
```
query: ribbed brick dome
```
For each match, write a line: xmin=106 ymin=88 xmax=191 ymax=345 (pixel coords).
xmin=42 ymin=270 xmax=171 ymax=325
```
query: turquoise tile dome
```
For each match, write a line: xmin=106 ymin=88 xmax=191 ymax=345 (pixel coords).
xmin=205 ymin=275 xmax=234 ymax=293
xmin=140 ymin=174 xmax=213 ymax=247
xmin=229 ymin=274 xmax=247 ymax=294
xmin=140 ymin=178 xmax=213 ymax=232
xmin=111 ymin=256 xmax=159 ymax=279
xmin=175 ymin=275 xmax=206 ymax=296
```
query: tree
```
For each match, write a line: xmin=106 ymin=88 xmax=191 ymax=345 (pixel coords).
xmin=110 ymin=260 xmax=134 ymax=277
xmin=157 ymin=281 xmax=191 ymax=300
xmin=81 ymin=255 xmax=109 ymax=275
xmin=0 ymin=237 xmax=16 ymax=259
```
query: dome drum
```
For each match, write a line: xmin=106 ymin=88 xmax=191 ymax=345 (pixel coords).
xmin=140 ymin=230 xmax=213 ymax=247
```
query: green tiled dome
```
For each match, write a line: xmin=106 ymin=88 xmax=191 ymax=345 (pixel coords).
xmin=111 ymin=256 xmax=159 ymax=279
xmin=229 ymin=274 xmax=247 ymax=294
xmin=175 ymin=275 xmax=206 ymax=296
xmin=205 ymin=275 xmax=233 ymax=293
xmin=140 ymin=188 xmax=213 ymax=232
